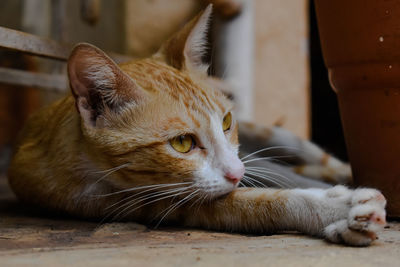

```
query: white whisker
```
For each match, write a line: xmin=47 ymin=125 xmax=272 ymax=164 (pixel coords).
xmin=245 ymin=170 xmax=293 ymax=188
xmin=245 ymin=167 xmax=294 ymax=184
xmin=90 ymin=163 xmax=131 ymax=187
xmin=112 ymin=189 xmax=192 ymax=221
xmin=109 ymin=186 xmax=192 ymax=216
xmin=242 ymin=175 xmax=259 ymax=188
xmin=105 ymin=185 xmax=191 ymax=211
xmin=194 ymin=193 xmax=208 ymax=213
xmin=242 ymin=155 xmax=296 ymax=164
xmin=240 ymin=146 xmax=300 ymax=161
xmin=155 ymin=189 xmax=200 ymax=227
xmin=93 ymin=182 xmax=192 ymax=197
xmin=98 ymin=187 xmax=183 ymax=225
xmin=189 ymin=192 xmax=206 ymax=208
xmin=92 ymin=163 xmax=131 ymax=174
xmin=246 ymin=174 xmax=285 ymax=188
xmin=243 ymin=175 xmax=267 ymax=188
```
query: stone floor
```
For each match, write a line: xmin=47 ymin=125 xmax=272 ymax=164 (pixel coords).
xmin=1 ymin=177 xmax=399 ymax=267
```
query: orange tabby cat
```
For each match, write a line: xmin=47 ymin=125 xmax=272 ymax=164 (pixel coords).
xmin=8 ymin=6 xmax=386 ymax=246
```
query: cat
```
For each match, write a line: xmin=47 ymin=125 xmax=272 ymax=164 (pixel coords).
xmin=8 ymin=5 xmax=386 ymax=246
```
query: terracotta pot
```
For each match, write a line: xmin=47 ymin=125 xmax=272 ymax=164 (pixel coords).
xmin=314 ymin=0 xmax=400 ymax=216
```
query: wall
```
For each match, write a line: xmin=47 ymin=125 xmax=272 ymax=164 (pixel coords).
xmin=253 ymin=0 xmax=310 ymax=138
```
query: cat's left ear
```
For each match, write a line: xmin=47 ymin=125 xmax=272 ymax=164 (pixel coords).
xmin=68 ymin=43 xmax=143 ymax=127
xmin=154 ymin=4 xmax=212 ymax=75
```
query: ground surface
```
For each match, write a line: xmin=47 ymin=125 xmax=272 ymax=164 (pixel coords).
xmin=1 ymin=177 xmax=399 ymax=267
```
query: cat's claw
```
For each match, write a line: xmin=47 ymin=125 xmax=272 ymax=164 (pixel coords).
xmin=324 ymin=188 xmax=386 ymax=246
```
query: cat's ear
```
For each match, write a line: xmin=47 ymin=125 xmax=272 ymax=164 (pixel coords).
xmin=154 ymin=4 xmax=212 ymax=75
xmin=68 ymin=43 xmax=142 ymax=126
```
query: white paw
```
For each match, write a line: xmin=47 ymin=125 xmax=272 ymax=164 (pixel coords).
xmin=326 ymin=185 xmax=352 ymax=199
xmin=324 ymin=187 xmax=386 ymax=246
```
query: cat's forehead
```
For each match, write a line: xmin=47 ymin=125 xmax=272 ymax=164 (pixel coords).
xmin=120 ymin=59 xmax=232 ymax=114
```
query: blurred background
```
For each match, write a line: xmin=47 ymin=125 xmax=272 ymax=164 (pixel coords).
xmin=0 ymin=0 xmax=347 ymax=175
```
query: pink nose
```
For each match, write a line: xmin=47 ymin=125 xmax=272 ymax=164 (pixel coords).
xmin=224 ymin=164 xmax=245 ymax=185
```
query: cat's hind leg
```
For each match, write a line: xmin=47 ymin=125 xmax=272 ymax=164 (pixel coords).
xmin=238 ymin=121 xmax=352 ymax=184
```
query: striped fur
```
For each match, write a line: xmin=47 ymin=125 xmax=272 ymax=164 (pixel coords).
xmin=8 ymin=5 xmax=386 ymax=246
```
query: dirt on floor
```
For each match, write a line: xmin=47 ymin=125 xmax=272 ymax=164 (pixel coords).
xmin=0 ymin=177 xmax=399 ymax=267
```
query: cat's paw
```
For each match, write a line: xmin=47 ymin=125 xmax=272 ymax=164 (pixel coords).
xmin=324 ymin=188 xmax=386 ymax=246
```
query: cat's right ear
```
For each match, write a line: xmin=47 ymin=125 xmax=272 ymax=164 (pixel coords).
xmin=67 ymin=43 xmax=143 ymax=127
xmin=154 ymin=5 xmax=212 ymax=75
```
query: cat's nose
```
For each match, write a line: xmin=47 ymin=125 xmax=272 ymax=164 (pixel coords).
xmin=224 ymin=162 xmax=245 ymax=185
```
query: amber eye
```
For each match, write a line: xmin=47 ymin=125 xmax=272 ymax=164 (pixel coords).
xmin=170 ymin=135 xmax=195 ymax=153
xmin=222 ymin=112 xmax=232 ymax=132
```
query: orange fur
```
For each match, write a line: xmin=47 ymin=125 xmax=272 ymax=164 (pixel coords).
xmin=8 ymin=6 xmax=234 ymax=220
xmin=7 ymin=6 xmax=386 ymax=246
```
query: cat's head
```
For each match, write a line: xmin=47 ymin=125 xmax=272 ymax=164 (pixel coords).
xmin=67 ymin=5 xmax=244 ymax=199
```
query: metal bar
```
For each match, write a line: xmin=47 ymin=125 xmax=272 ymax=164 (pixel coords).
xmin=0 ymin=26 xmax=70 ymax=61
xmin=0 ymin=67 xmax=67 ymax=92
xmin=0 ymin=26 xmax=132 ymax=63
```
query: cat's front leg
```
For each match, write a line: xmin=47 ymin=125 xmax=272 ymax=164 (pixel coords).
xmin=184 ymin=186 xmax=386 ymax=246
xmin=290 ymin=186 xmax=386 ymax=246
